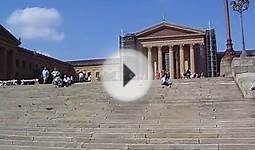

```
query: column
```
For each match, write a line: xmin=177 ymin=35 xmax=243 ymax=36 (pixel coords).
xmin=157 ymin=46 xmax=162 ymax=76
xmin=148 ymin=47 xmax=152 ymax=80
xmin=190 ymin=44 xmax=195 ymax=73
xmin=175 ymin=50 xmax=180 ymax=78
xmin=168 ymin=45 xmax=175 ymax=79
xmin=1 ymin=48 xmax=7 ymax=79
xmin=138 ymin=45 xmax=143 ymax=78
xmin=179 ymin=44 xmax=185 ymax=77
xmin=12 ymin=50 xmax=16 ymax=79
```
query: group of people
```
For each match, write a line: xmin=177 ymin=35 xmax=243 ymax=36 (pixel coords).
xmin=160 ymin=68 xmax=205 ymax=88
xmin=78 ymin=72 xmax=92 ymax=82
xmin=183 ymin=68 xmax=204 ymax=79
xmin=41 ymin=67 xmax=73 ymax=87
xmin=41 ymin=66 xmax=204 ymax=89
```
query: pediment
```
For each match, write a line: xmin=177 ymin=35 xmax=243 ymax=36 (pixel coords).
xmin=136 ymin=22 xmax=205 ymax=38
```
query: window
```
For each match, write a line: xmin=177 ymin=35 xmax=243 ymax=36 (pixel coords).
xmin=29 ymin=63 xmax=32 ymax=71
xmin=96 ymin=72 xmax=100 ymax=78
xmin=16 ymin=59 xmax=19 ymax=67
xmin=22 ymin=61 xmax=26 ymax=69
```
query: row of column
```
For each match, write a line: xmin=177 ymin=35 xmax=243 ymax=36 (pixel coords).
xmin=0 ymin=48 xmax=16 ymax=80
xmin=0 ymin=48 xmax=7 ymax=79
xmin=146 ymin=44 xmax=196 ymax=79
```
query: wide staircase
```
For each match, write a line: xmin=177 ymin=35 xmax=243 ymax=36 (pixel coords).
xmin=0 ymin=77 xmax=255 ymax=150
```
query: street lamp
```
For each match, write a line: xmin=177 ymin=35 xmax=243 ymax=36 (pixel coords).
xmin=223 ymin=0 xmax=235 ymax=59
xmin=231 ymin=0 xmax=249 ymax=57
xmin=220 ymin=0 xmax=236 ymax=77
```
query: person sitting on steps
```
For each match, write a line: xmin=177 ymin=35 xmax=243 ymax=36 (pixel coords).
xmin=63 ymin=75 xmax=71 ymax=87
xmin=51 ymin=68 xmax=62 ymax=87
xmin=161 ymin=74 xmax=172 ymax=88
xmin=183 ymin=68 xmax=191 ymax=79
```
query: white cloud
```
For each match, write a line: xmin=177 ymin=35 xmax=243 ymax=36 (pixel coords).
xmin=6 ymin=7 xmax=64 ymax=41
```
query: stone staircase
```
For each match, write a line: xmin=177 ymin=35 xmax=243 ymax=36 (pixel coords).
xmin=0 ymin=77 xmax=255 ymax=150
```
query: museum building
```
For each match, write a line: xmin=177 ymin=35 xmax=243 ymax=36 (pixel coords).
xmin=120 ymin=21 xmax=218 ymax=79
xmin=70 ymin=21 xmax=218 ymax=79
xmin=0 ymin=24 xmax=75 ymax=80
xmin=2 ymin=21 xmax=254 ymax=81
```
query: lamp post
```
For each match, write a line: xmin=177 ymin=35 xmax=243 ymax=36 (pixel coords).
xmin=231 ymin=0 xmax=249 ymax=57
xmin=223 ymin=0 xmax=235 ymax=59
xmin=220 ymin=0 xmax=236 ymax=77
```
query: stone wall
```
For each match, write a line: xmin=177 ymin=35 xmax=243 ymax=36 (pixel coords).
xmin=232 ymin=57 xmax=255 ymax=76
xmin=72 ymin=64 xmax=118 ymax=82
xmin=231 ymin=57 xmax=255 ymax=98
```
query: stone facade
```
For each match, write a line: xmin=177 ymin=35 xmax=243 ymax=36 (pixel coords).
xmin=0 ymin=24 xmax=75 ymax=80
xmin=68 ymin=58 xmax=118 ymax=81
xmin=120 ymin=22 xmax=217 ymax=79
xmin=70 ymin=22 xmax=219 ymax=80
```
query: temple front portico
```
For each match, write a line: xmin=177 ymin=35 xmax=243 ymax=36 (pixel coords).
xmin=120 ymin=22 xmax=209 ymax=79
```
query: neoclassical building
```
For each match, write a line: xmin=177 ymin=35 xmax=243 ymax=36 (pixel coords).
xmin=0 ymin=24 xmax=75 ymax=81
xmin=69 ymin=21 xmax=218 ymax=80
xmin=0 ymin=21 xmax=219 ymax=81
xmin=120 ymin=21 xmax=218 ymax=79
xmin=3 ymin=21 xmax=254 ymax=82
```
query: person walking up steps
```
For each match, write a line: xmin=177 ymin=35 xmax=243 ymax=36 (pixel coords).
xmin=41 ymin=67 xmax=49 ymax=84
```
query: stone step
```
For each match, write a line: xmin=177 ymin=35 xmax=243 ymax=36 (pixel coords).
xmin=2 ymin=119 xmax=255 ymax=129
xmin=82 ymin=143 xmax=218 ymax=150
xmin=0 ymin=77 xmax=253 ymax=149
xmin=0 ymin=139 xmax=77 ymax=148
xmin=0 ymin=144 xmax=246 ymax=150
xmin=1 ymin=126 xmax=255 ymax=136
xmin=0 ymin=145 xmax=84 ymax=150
xmin=127 ymin=143 xmax=255 ymax=150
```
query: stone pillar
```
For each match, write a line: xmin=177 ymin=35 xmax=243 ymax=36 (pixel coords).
xmin=138 ymin=45 xmax=143 ymax=78
xmin=12 ymin=50 xmax=16 ymax=79
xmin=148 ymin=47 xmax=152 ymax=80
xmin=157 ymin=46 xmax=162 ymax=76
xmin=1 ymin=48 xmax=7 ymax=79
xmin=179 ymin=44 xmax=185 ymax=77
xmin=190 ymin=44 xmax=195 ymax=73
xmin=174 ymin=48 xmax=180 ymax=78
xmin=169 ymin=45 xmax=175 ymax=79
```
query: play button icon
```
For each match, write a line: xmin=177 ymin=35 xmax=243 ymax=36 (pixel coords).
xmin=123 ymin=63 xmax=135 ymax=87
xmin=101 ymin=49 xmax=153 ymax=102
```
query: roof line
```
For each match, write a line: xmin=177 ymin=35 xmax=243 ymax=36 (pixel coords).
xmin=135 ymin=21 xmax=205 ymax=36
xmin=0 ymin=24 xmax=21 ymax=46
xmin=66 ymin=58 xmax=107 ymax=63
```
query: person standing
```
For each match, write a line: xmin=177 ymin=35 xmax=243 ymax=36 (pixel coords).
xmin=41 ymin=67 xmax=49 ymax=84
xmin=78 ymin=72 xmax=84 ymax=82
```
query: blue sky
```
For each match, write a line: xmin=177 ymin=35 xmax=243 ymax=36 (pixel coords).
xmin=1 ymin=0 xmax=255 ymax=61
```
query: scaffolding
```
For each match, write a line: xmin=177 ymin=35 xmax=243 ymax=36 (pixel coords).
xmin=205 ymin=28 xmax=218 ymax=77
xmin=119 ymin=33 xmax=137 ymax=50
